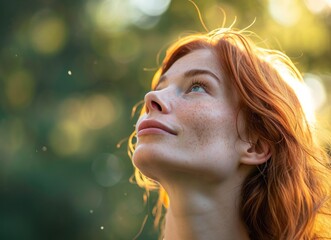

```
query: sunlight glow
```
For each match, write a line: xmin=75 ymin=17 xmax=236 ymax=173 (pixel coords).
xmin=86 ymin=0 xmax=170 ymax=33
xmin=93 ymin=0 xmax=135 ymax=32
xmin=304 ymin=0 xmax=331 ymax=13
xmin=276 ymin=65 xmax=316 ymax=123
xmin=130 ymin=0 xmax=171 ymax=16
xmin=268 ymin=0 xmax=301 ymax=26
xmin=303 ymin=74 xmax=327 ymax=111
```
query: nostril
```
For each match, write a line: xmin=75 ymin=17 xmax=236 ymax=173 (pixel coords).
xmin=151 ymin=100 xmax=162 ymax=111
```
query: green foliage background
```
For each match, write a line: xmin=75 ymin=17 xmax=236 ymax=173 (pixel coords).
xmin=1 ymin=0 xmax=330 ymax=239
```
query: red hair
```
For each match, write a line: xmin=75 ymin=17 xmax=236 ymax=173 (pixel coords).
xmin=129 ymin=28 xmax=331 ymax=239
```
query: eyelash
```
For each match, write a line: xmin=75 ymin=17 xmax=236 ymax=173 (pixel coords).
xmin=188 ymin=79 xmax=208 ymax=92
xmin=154 ymin=79 xmax=209 ymax=92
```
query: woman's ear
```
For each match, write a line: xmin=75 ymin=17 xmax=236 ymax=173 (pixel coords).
xmin=239 ymin=139 xmax=271 ymax=165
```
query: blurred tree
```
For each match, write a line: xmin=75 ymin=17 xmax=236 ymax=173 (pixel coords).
xmin=0 ymin=0 xmax=330 ymax=239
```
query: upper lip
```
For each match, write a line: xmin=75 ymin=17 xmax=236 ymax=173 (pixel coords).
xmin=137 ymin=119 xmax=177 ymax=135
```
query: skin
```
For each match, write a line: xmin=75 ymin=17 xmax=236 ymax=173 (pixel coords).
xmin=133 ymin=49 xmax=270 ymax=240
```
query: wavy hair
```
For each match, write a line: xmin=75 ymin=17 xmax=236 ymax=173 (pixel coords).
xmin=129 ymin=28 xmax=331 ymax=239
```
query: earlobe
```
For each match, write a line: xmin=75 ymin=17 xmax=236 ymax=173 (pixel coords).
xmin=240 ymin=140 xmax=271 ymax=165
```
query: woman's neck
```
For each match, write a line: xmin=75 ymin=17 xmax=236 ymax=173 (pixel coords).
xmin=162 ymin=168 xmax=250 ymax=240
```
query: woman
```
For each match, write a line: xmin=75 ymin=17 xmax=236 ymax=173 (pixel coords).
xmin=129 ymin=28 xmax=331 ymax=240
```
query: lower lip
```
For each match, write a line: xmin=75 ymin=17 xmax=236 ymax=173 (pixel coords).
xmin=137 ymin=128 xmax=173 ymax=137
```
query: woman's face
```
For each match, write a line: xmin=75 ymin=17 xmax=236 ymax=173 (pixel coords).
xmin=133 ymin=48 xmax=246 ymax=182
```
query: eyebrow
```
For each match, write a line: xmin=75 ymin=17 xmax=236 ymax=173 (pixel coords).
xmin=155 ymin=69 xmax=221 ymax=89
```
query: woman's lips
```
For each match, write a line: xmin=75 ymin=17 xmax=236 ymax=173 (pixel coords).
xmin=137 ymin=119 xmax=177 ymax=136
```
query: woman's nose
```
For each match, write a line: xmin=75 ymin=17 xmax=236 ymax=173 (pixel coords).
xmin=144 ymin=90 xmax=171 ymax=114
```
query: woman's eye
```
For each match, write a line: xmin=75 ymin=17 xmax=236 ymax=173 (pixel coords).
xmin=190 ymin=83 xmax=207 ymax=93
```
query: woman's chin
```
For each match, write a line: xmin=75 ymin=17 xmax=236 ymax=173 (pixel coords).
xmin=132 ymin=146 xmax=181 ymax=181
xmin=132 ymin=147 xmax=163 ymax=180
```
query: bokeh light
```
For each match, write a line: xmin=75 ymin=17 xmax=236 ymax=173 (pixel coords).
xmin=86 ymin=0 xmax=171 ymax=33
xmin=92 ymin=153 xmax=124 ymax=187
xmin=48 ymin=94 xmax=120 ymax=156
xmin=130 ymin=0 xmax=171 ymax=16
xmin=274 ymin=60 xmax=316 ymax=123
xmin=268 ymin=0 xmax=301 ymax=26
xmin=109 ymin=189 xmax=145 ymax=239
xmin=0 ymin=118 xmax=26 ymax=158
xmin=29 ymin=11 xmax=67 ymax=55
xmin=304 ymin=0 xmax=331 ymax=14
xmin=91 ymin=0 xmax=135 ymax=33
xmin=5 ymin=70 xmax=35 ymax=109
xmin=81 ymin=94 xmax=116 ymax=129
xmin=49 ymin=118 xmax=86 ymax=156
xmin=304 ymin=74 xmax=327 ymax=111
xmin=107 ymin=31 xmax=142 ymax=63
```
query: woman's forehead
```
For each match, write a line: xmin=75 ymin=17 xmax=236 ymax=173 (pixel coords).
xmin=161 ymin=48 xmax=222 ymax=80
